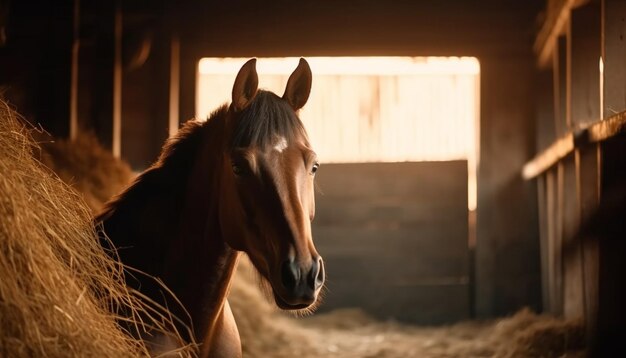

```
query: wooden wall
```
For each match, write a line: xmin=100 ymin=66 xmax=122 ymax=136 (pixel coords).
xmin=74 ymin=0 xmax=172 ymax=168
xmin=0 ymin=0 xmax=173 ymax=169
xmin=313 ymin=161 xmax=469 ymax=324
xmin=526 ymin=0 xmax=626 ymax=348
xmin=0 ymin=1 xmax=73 ymax=137
xmin=475 ymin=55 xmax=541 ymax=317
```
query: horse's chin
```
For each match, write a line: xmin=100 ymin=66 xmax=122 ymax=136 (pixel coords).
xmin=272 ymin=292 xmax=314 ymax=311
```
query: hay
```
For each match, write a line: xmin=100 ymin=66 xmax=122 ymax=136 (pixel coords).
xmin=38 ymin=132 xmax=134 ymax=213
xmin=230 ymin=264 xmax=586 ymax=358
xmin=0 ymin=101 xmax=192 ymax=357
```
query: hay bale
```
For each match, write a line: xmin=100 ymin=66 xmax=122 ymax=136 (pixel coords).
xmin=494 ymin=309 xmax=585 ymax=358
xmin=0 ymin=101 xmax=191 ymax=357
xmin=38 ymin=132 xmax=134 ymax=213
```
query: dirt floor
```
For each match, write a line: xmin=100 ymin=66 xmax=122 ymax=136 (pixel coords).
xmin=230 ymin=257 xmax=586 ymax=358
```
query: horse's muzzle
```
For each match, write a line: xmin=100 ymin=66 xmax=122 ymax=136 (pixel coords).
xmin=275 ymin=255 xmax=324 ymax=308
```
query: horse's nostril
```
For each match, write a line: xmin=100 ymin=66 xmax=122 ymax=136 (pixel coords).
xmin=309 ymin=257 xmax=325 ymax=290
xmin=281 ymin=260 xmax=298 ymax=291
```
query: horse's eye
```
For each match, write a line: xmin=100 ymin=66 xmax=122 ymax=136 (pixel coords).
xmin=311 ymin=163 xmax=320 ymax=175
xmin=232 ymin=163 xmax=245 ymax=176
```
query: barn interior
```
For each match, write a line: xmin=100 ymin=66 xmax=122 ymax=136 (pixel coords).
xmin=0 ymin=0 xmax=624 ymax=357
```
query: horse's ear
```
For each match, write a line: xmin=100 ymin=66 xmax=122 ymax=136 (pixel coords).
xmin=283 ymin=58 xmax=312 ymax=111
xmin=232 ymin=58 xmax=259 ymax=112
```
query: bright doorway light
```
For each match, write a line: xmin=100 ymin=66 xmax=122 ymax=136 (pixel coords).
xmin=196 ymin=57 xmax=480 ymax=210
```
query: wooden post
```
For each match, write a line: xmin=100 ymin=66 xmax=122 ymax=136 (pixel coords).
xmin=603 ymin=0 xmax=626 ymax=118
xmin=570 ymin=2 xmax=602 ymax=129
xmin=69 ymin=0 xmax=80 ymax=140
xmin=554 ymin=34 xmax=569 ymax=137
xmin=169 ymin=35 xmax=180 ymax=137
xmin=112 ymin=1 xmax=122 ymax=158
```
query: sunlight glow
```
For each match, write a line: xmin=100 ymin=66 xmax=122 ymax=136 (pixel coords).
xmin=199 ymin=57 xmax=480 ymax=76
xmin=196 ymin=57 xmax=480 ymax=210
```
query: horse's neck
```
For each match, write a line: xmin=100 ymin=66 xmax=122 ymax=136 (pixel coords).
xmin=160 ymin=127 xmax=241 ymax=343
xmin=99 ymin=114 xmax=241 ymax=344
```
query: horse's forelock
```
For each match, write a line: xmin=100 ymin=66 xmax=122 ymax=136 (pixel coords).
xmin=230 ymin=90 xmax=307 ymax=150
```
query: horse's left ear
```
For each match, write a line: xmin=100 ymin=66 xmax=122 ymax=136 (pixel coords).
xmin=283 ymin=58 xmax=312 ymax=111
xmin=232 ymin=58 xmax=259 ymax=112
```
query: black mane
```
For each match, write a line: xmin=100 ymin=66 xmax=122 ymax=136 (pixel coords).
xmin=230 ymin=90 xmax=308 ymax=149
xmin=95 ymin=105 xmax=227 ymax=243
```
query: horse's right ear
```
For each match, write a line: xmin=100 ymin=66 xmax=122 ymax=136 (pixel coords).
xmin=231 ymin=58 xmax=259 ymax=112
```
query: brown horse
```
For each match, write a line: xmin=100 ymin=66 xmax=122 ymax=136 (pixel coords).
xmin=96 ymin=58 xmax=325 ymax=357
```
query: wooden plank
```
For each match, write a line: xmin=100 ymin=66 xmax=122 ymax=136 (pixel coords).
xmin=587 ymin=110 xmax=626 ymax=142
xmin=325 ymin=281 xmax=470 ymax=324
xmin=570 ymin=2 xmax=602 ymax=129
xmin=603 ymin=0 xmax=626 ymax=118
xmin=315 ymin=226 xmax=468 ymax=278
xmin=578 ymin=145 xmax=601 ymax=223
xmin=583 ymin=233 xmax=599 ymax=344
xmin=312 ymin=161 xmax=469 ymax=323
xmin=120 ymin=22 xmax=171 ymax=169
xmin=557 ymin=34 xmax=570 ymax=136
xmin=554 ymin=163 xmax=565 ymax=315
xmin=535 ymin=0 xmax=590 ymax=68
xmin=536 ymin=69 xmax=557 ymax=152
xmin=537 ymin=175 xmax=551 ymax=312
xmin=112 ymin=2 xmax=122 ymax=158
xmin=562 ymin=156 xmax=584 ymax=319
xmin=545 ymin=169 xmax=561 ymax=314
xmin=476 ymin=56 xmax=540 ymax=318
xmin=559 ymin=1 xmax=601 ymax=320
xmin=178 ymin=43 xmax=197 ymax=122
xmin=577 ymin=144 xmax=600 ymax=329
xmin=592 ymin=137 xmax=626 ymax=353
xmin=523 ymin=109 xmax=626 ymax=179
xmin=169 ymin=35 xmax=181 ymax=137
xmin=182 ymin=2 xmax=542 ymax=59
xmin=69 ymin=0 xmax=80 ymax=140
xmin=523 ymin=133 xmax=574 ymax=179
xmin=77 ymin=0 xmax=115 ymax=150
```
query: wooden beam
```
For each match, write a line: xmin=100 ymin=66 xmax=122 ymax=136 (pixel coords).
xmin=587 ymin=110 xmax=626 ymax=142
xmin=523 ymin=133 xmax=574 ymax=179
xmin=535 ymin=0 xmax=591 ymax=68
xmin=523 ymin=109 xmax=626 ymax=179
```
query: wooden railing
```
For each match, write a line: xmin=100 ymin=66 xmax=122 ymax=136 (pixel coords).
xmin=524 ymin=0 xmax=625 ymax=332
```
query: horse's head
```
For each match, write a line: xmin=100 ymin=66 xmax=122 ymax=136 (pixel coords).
xmin=218 ymin=58 xmax=324 ymax=311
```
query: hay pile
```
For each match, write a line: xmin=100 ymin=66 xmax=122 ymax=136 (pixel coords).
xmin=38 ymin=132 xmax=134 ymax=213
xmin=0 ymin=101 xmax=191 ymax=357
xmin=230 ymin=256 xmax=585 ymax=358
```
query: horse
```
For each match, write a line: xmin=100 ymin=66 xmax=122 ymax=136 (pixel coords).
xmin=95 ymin=58 xmax=325 ymax=357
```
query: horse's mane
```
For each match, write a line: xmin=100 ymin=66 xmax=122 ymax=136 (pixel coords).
xmin=231 ymin=90 xmax=308 ymax=149
xmin=156 ymin=105 xmax=229 ymax=179
xmin=96 ymin=105 xmax=228 ymax=222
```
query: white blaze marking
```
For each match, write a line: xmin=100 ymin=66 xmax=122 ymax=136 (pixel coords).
xmin=274 ymin=137 xmax=288 ymax=153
